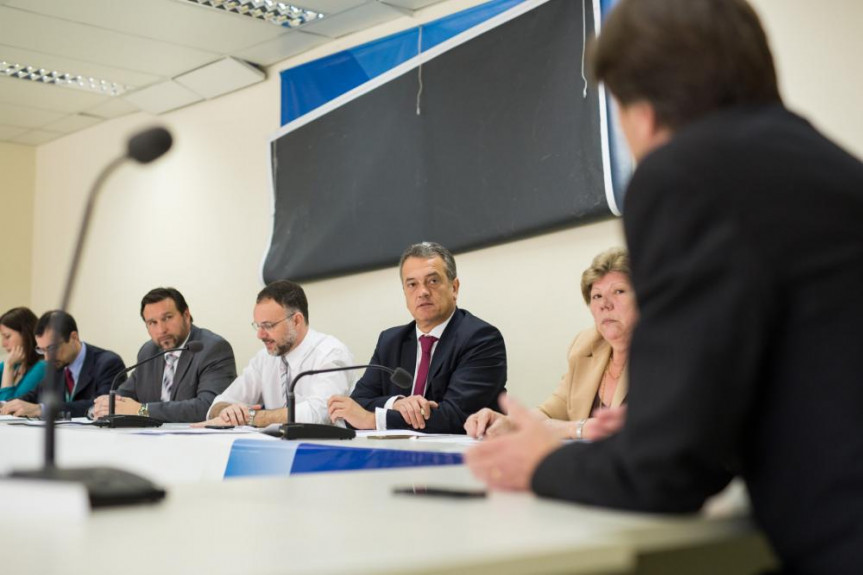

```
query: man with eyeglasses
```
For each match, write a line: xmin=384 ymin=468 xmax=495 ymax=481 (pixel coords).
xmin=196 ymin=280 xmax=354 ymax=428
xmin=327 ymin=242 xmax=507 ymax=434
xmin=1 ymin=310 xmax=125 ymax=418
xmin=90 ymin=287 xmax=237 ymax=423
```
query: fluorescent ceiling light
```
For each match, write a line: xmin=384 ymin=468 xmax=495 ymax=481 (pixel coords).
xmin=180 ymin=0 xmax=325 ymax=28
xmin=0 ymin=60 xmax=130 ymax=96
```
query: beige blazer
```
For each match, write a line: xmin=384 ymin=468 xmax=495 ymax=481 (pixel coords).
xmin=537 ymin=327 xmax=628 ymax=421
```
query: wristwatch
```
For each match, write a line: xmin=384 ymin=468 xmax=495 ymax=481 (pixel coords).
xmin=574 ymin=418 xmax=587 ymax=440
xmin=248 ymin=408 xmax=257 ymax=427
xmin=138 ymin=403 xmax=150 ymax=417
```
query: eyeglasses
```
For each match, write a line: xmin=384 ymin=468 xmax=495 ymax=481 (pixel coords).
xmin=35 ymin=344 xmax=60 ymax=355
xmin=251 ymin=312 xmax=296 ymax=332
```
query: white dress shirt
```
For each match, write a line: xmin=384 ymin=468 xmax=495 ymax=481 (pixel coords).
xmin=374 ymin=311 xmax=454 ymax=430
xmin=208 ymin=329 xmax=355 ymax=424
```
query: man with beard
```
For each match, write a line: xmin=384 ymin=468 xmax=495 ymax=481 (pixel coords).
xmin=92 ymin=287 xmax=237 ymax=423
xmin=199 ymin=280 xmax=354 ymax=428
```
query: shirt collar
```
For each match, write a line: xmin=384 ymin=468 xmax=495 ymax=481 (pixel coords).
xmin=414 ymin=309 xmax=456 ymax=341
xmin=68 ymin=341 xmax=87 ymax=381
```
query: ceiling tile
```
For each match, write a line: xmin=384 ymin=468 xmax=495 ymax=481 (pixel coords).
xmin=296 ymin=0 xmax=369 ymax=13
xmin=41 ymin=113 xmax=103 ymax=134
xmin=302 ymin=2 xmax=406 ymax=39
xmin=175 ymin=57 xmax=265 ymax=99
xmin=382 ymin=0 xmax=447 ymax=9
xmin=0 ymin=76 xmax=111 ymax=114
xmin=85 ymin=97 xmax=140 ymax=119
xmin=233 ymin=30 xmax=330 ymax=67
xmin=0 ymin=124 xmax=27 ymax=140
xmin=0 ymin=6 xmax=218 ymax=77
xmin=5 ymin=0 xmax=288 ymax=54
xmin=123 ymin=80 xmax=203 ymax=115
xmin=0 ymin=102 xmax=65 ymax=128
xmin=9 ymin=129 xmax=65 ymax=146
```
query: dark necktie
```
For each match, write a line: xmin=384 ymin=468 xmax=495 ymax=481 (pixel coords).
xmin=413 ymin=335 xmax=438 ymax=397
xmin=64 ymin=367 xmax=75 ymax=396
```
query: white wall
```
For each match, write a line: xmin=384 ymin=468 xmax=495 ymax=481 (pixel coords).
xmin=0 ymin=141 xmax=35 ymax=364
xmin=26 ymin=0 xmax=863 ymax=409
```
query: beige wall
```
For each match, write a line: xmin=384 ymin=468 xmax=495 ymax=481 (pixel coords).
xmin=27 ymin=0 xmax=863 ymax=409
xmin=0 ymin=142 xmax=35 ymax=318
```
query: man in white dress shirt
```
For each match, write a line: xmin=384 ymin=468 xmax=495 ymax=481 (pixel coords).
xmin=197 ymin=280 xmax=354 ymax=428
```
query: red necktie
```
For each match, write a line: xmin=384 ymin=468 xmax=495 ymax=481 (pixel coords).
xmin=64 ymin=367 xmax=75 ymax=395
xmin=413 ymin=335 xmax=438 ymax=397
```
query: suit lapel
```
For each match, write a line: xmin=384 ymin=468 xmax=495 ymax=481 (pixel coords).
xmin=425 ymin=309 xmax=463 ymax=396
xmin=167 ymin=326 xmax=199 ymax=400
xmin=73 ymin=347 xmax=95 ymax=399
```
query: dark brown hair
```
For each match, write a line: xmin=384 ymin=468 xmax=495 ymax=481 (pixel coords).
xmin=2 ymin=307 xmax=41 ymax=370
xmin=257 ymin=280 xmax=309 ymax=324
xmin=592 ymin=0 xmax=781 ymax=130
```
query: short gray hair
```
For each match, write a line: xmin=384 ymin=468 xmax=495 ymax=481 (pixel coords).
xmin=398 ymin=242 xmax=457 ymax=282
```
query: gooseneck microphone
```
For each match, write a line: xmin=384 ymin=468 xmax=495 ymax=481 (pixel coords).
xmin=279 ymin=364 xmax=413 ymax=440
xmin=8 ymin=126 xmax=173 ymax=507
xmin=93 ymin=340 xmax=204 ymax=428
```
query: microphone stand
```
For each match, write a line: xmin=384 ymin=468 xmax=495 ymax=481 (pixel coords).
xmin=7 ymin=128 xmax=172 ymax=507
xmin=280 ymin=364 xmax=413 ymax=440
xmin=92 ymin=343 xmax=199 ymax=428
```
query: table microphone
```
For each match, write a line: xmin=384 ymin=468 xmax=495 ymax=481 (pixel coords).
xmin=277 ymin=364 xmax=413 ymax=440
xmin=6 ymin=126 xmax=172 ymax=508
xmin=92 ymin=340 xmax=204 ymax=428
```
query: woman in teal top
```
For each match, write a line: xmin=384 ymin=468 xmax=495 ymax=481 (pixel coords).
xmin=0 ymin=307 xmax=46 ymax=401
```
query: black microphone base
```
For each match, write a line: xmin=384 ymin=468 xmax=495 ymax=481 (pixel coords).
xmin=92 ymin=415 xmax=163 ymax=428
xmin=279 ymin=423 xmax=355 ymax=440
xmin=8 ymin=466 xmax=166 ymax=508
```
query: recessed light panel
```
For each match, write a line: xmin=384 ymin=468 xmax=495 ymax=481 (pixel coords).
xmin=0 ymin=60 xmax=130 ymax=96
xmin=180 ymin=0 xmax=325 ymax=28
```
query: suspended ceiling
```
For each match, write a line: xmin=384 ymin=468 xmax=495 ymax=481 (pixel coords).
xmin=0 ymin=0 xmax=486 ymax=146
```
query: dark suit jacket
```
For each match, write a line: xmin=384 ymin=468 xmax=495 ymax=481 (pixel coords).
xmin=21 ymin=343 xmax=126 ymax=418
xmin=532 ymin=105 xmax=863 ymax=574
xmin=351 ymin=308 xmax=507 ymax=433
xmin=116 ymin=325 xmax=237 ymax=422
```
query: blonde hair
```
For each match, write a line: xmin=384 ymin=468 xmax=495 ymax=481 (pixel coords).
xmin=580 ymin=247 xmax=631 ymax=304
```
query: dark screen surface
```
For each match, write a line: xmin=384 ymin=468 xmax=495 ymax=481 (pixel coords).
xmin=265 ymin=0 xmax=609 ymax=283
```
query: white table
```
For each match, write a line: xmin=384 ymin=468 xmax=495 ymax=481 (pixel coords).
xmin=0 ymin=421 xmax=775 ymax=573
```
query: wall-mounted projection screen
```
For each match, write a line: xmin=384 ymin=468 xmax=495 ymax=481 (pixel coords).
xmin=264 ymin=0 xmax=615 ymax=283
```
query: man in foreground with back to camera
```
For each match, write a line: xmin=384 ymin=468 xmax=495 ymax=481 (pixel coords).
xmin=1 ymin=310 xmax=125 ymax=419
xmin=466 ymin=1 xmax=863 ymax=573
xmin=196 ymin=280 xmax=355 ymax=428
xmin=91 ymin=287 xmax=237 ymax=422
xmin=327 ymin=242 xmax=507 ymax=434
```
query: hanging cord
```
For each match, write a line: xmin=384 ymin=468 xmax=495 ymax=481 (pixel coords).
xmin=416 ymin=26 xmax=424 ymax=115
xmin=581 ymin=0 xmax=588 ymax=98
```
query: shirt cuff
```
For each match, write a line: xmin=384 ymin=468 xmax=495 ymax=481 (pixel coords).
xmin=384 ymin=395 xmax=402 ymax=409
xmin=375 ymin=407 xmax=388 ymax=430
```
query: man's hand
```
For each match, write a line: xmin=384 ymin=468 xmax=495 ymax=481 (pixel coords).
xmin=465 ymin=407 xmax=505 ymax=438
xmin=327 ymin=396 xmax=375 ymax=430
xmin=92 ymin=395 xmax=141 ymax=419
xmin=465 ymin=395 xmax=561 ymax=491
xmin=219 ymin=404 xmax=259 ymax=426
xmin=1 ymin=399 xmax=42 ymax=418
xmin=392 ymin=395 xmax=439 ymax=430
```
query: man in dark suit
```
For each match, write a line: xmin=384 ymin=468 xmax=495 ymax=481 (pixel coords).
xmin=1 ymin=310 xmax=125 ymax=418
xmin=465 ymin=1 xmax=863 ymax=573
xmin=92 ymin=287 xmax=237 ymax=423
xmin=328 ymin=242 xmax=506 ymax=434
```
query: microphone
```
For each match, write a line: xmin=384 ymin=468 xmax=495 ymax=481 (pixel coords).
xmin=93 ymin=341 xmax=204 ymax=428
xmin=7 ymin=126 xmax=173 ymax=508
xmin=278 ymin=364 xmax=413 ymax=440
xmin=127 ymin=127 xmax=172 ymax=164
